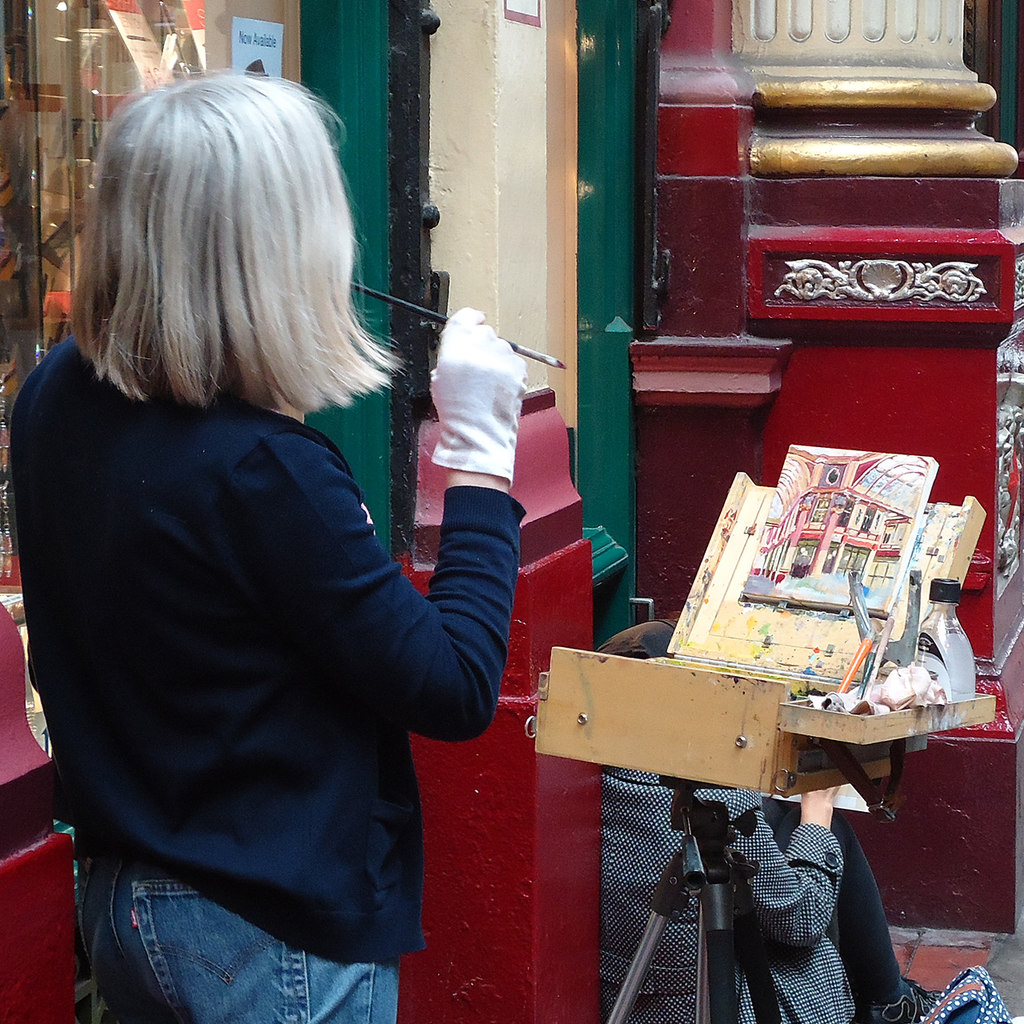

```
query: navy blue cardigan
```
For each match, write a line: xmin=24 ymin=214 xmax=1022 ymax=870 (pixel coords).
xmin=11 ymin=340 xmax=522 ymax=963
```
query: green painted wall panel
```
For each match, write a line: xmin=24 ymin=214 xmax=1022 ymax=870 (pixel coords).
xmin=576 ymin=1 xmax=637 ymax=643
xmin=301 ymin=0 xmax=392 ymax=548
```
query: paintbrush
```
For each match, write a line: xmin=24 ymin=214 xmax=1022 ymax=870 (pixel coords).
xmin=858 ymin=614 xmax=895 ymax=699
xmin=837 ymin=636 xmax=873 ymax=694
xmin=353 ymin=283 xmax=567 ymax=369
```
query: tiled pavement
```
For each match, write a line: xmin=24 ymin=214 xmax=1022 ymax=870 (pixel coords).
xmin=890 ymin=924 xmax=1024 ymax=1019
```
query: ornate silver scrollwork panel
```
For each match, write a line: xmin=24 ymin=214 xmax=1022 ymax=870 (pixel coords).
xmin=997 ymin=340 xmax=1024 ymax=596
xmin=774 ymin=258 xmax=986 ymax=304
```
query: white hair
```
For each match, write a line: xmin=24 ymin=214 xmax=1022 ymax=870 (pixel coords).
xmin=73 ymin=73 xmax=396 ymax=412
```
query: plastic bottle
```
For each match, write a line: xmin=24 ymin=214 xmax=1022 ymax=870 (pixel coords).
xmin=917 ymin=578 xmax=976 ymax=701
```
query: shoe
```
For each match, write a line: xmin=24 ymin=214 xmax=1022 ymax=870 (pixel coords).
xmin=856 ymin=977 xmax=941 ymax=1023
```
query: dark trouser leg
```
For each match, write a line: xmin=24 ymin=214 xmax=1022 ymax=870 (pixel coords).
xmin=830 ymin=812 xmax=904 ymax=1006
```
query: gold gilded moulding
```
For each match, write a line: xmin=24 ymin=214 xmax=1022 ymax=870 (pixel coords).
xmin=755 ymin=77 xmax=997 ymax=112
xmin=750 ymin=137 xmax=1020 ymax=177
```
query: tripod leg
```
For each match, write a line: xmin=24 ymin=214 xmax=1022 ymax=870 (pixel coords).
xmin=696 ymin=908 xmax=709 ymax=1024
xmin=605 ymin=911 xmax=670 ymax=1024
xmin=606 ymin=848 xmax=693 ymax=1024
xmin=699 ymin=882 xmax=738 ymax=1024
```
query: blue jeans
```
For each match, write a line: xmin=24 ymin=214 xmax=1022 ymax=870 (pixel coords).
xmin=78 ymin=856 xmax=400 ymax=1024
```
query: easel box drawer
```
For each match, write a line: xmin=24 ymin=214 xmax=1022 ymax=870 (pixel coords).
xmin=535 ymin=647 xmax=996 ymax=794
xmin=535 ymin=647 xmax=795 ymax=792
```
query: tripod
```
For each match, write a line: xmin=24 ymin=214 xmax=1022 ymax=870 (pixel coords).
xmin=605 ymin=779 xmax=778 ymax=1024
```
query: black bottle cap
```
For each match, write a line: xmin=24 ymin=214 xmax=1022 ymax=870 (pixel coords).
xmin=929 ymin=578 xmax=961 ymax=603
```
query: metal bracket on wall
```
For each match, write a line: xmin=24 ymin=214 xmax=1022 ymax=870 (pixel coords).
xmin=630 ymin=597 xmax=655 ymax=624
xmin=388 ymin=4 xmax=443 ymax=553
xmin=636 ymin=0 xmax=671 ymax=333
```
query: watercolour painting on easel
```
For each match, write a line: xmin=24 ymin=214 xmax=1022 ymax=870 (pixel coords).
xmin=742 ymin=445 xmax=938 ymax=615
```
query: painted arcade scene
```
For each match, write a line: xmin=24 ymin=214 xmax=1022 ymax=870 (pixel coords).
xmin=743 ymin=446 xmax=938 ymax=614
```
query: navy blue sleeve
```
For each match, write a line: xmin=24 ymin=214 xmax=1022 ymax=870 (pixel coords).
xmin=227 ymin=432 xmax=522 ymax=740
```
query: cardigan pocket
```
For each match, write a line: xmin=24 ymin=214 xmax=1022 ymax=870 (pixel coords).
xmin=366 ymin=797 xmax=413 ymax=894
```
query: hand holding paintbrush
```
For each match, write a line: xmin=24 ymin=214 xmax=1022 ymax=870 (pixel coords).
xmin=354 ymin=283 xmax=566 ymax=369
xmin=429 ymin=307 xmax=528 ymax=487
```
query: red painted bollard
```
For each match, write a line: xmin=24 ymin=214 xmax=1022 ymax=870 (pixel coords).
xmin=0 ymin=603 xmax=75 ymax=1024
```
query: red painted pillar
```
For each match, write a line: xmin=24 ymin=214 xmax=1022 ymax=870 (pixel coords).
xmin=749 ymin=187 xmax=1024 ymax=929
xmin=398 ymin=391 xmax=599 ymax=1023
xmin=638 ymin=0 xmax=1024 ymax=933
xmin=0 ymin=604 xmax=75 ymax=1022
xmin=631 ymin=0 xmax=794 ymax=618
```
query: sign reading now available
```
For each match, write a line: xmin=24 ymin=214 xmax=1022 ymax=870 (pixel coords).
xmin=231 ymin=16 xmax=283 ymax=77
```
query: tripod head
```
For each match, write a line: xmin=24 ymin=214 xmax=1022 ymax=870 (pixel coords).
xmin=661 ymin=777 xmax=760 ymax=889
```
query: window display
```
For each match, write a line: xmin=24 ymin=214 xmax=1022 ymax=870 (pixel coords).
xmin=0 ymin=0 xmax=195 ymax=592
xmin=0 ymin=0 xmax=296 ymax=595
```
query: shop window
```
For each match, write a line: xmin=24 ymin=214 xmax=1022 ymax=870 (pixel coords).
xmin=790 ymin=539 xmax=819 ymax=578
xmin=809 ymin=495 xmax=830 ymax=525
xmin=0 ymin=0 xmax=298 ymax=595
xmin=866 ymin=555 xmax=899 ymax=586
xmin=5 ymin=5 xmax=298 ymax=1020
xmin=837 ymin=544 xmax=870 ymax=576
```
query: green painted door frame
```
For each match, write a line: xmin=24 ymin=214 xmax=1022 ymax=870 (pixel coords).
xmin=576 ymin=0 xmax=639 ymax=644
xmin=998 ymin=0 xmax=1019 ymax=147
xmin=299 ymin=0 xmax=641 ymax=606
xmin=300 ymin=1 xmax=392 ymax=551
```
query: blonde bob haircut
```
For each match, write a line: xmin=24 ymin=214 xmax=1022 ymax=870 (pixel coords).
xmin=73 ymin=72 xmax=396 ymax=413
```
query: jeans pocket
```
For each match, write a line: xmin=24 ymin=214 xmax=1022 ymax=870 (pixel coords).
xmin=132 ymin=880 xmax=297 ymax=1021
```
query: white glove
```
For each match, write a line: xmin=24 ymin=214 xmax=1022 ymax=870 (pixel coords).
xmin=430 ymin=307 xmax=527 ymax=485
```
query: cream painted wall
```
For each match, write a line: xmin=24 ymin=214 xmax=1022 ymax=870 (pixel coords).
xmin=430 ymin=0 xmax=577 ymax=419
